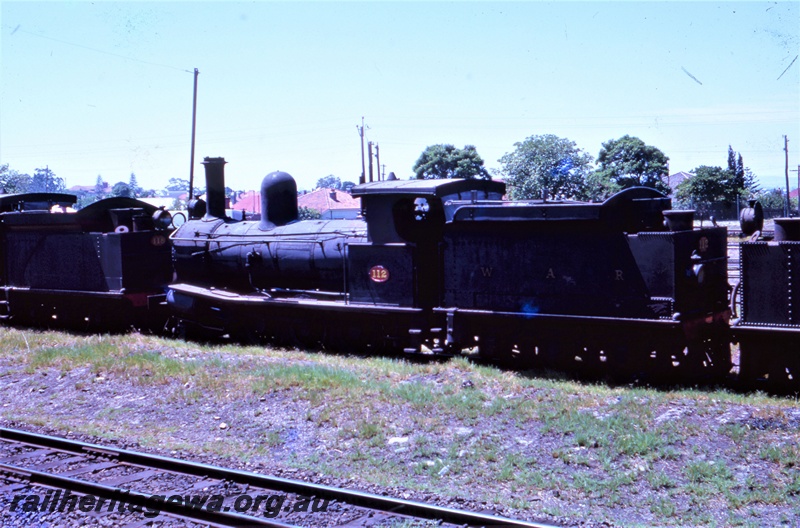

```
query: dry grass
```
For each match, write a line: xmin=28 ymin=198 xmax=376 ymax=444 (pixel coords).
xmin=1 ymin=326 xmax=799 ymax=526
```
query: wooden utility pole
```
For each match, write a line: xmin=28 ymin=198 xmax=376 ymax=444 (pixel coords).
xmin=357 ymin=117 xmax=367 ymax=185
xmin=368 ymin=142 xmax=374 ymax=183
xmin=188 ymin=68 xmax=199 ymax=201
xmin=374 ymin=143 xmax=381 ymax=181
xmin=785 ymin=135 xmax=791 ymax=217
xmin=792 ymin=163 xmax=800 ymax=216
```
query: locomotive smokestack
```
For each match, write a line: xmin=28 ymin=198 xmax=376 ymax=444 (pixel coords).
xmin=202 ymin=157 xmax=227 ymax=220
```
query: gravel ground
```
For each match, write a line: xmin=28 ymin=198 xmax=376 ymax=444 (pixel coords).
xmin=1 ymin=328 xmax=799 ymax=527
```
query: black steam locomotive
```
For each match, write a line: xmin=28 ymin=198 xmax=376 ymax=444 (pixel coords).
xmin=2 ymin=156 xmax=797 ymax=391
xmin=0 ymin=192 xmax=173 ymax=331
xmin=166 ymin=157 xmax=731 ymax=383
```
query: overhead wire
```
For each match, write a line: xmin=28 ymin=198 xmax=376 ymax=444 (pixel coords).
xmin=3 ymin=24 xmax=194 ymax=74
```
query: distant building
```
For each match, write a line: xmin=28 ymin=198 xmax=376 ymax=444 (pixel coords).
xmin=297 ymin=188 xmax=361 ymax=219
xmin=68 ymin=184 xmax=103 ymax=193
xmin=224 ymin=188 xmax=362 ymax=220
xmin=138 ymin=197 xmax=175 ymax=210
xmin=668 ymin=172 xmax=693 ymax=193
xmin=229 ymin=191 xmax=260 ymax=215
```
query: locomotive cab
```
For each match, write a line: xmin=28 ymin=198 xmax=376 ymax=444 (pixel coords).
xmin=349 ymin=179 xmax=505 ymax=308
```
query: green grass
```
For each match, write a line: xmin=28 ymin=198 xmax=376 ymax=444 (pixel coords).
xmin=2 ymin=326 xmax=800 ymax=526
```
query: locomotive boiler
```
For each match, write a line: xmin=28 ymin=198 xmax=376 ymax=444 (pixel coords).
xmin=171 ymin=157 xmax=367 ymax=293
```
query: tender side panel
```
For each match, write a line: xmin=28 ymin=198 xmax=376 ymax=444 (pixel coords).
xmin=741 ymin=242 xmax=797 ymax=326
xmin=442 ymin=222 xmax=652 ymax=318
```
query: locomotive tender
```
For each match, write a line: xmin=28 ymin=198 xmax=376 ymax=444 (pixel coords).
xmin=733 ymin=216 xmax=800 ymax=391
xmin=0 ymin=192 xmax=173 ymax=330
xmin=167 ymin=157 xmax=731 ymax=382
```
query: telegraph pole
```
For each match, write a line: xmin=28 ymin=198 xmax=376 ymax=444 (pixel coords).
xmin=368 ymin=142 xmax=374 ymax=183
xmin=357 ymin=117 xmax=368 ymax=185
xmin=791 ymin=163 xmax=800 ymax=216
xmin=784 ymin=135 xmax=791 ymax=217
xmin=188 ymin=68 xmax=199 ymax=201
xmin=374 ymin=143 xmax=381 ymax=181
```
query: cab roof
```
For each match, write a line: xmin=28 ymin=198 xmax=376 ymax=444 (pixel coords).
xmin=351 ymin=178 xmax=506 ymax=198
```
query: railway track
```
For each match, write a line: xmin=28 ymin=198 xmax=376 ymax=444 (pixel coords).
xmin=0 ymin=428 xmax=552 ymax=527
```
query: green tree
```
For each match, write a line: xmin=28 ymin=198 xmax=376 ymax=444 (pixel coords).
xmin=166 ymin=178 xmax=189 ymax=192
xmin=413 ymin=144 xmax=490 ymax=180
xmin=743 ymin=167 xmax=760 ymax=197
xmin=111 ymin=181 xmax=133 ymax=198
xmin=297 ymin=206 xmax=322 ymax=220
xmin=128 ymin=173 xmax=143 ymax=198
xmin=76 ymin=191 xmax=97 ymax=210
xmin=0 ymin=164 xmax=32 ymax=194
xmin=316 ymin=175 xmax=342 ymax=189
xmin=29 ymin=167 xmax=65 ymax=193
xmin=497 ymin=134 xmax=593 ymax=200
xmin=726 ymin=146 xmax=746 ymax=199
xmin=674 ymin=165 xmax=732 ymax=212
xmin=727 ymin=146 xmax=737 ymax=179
xmin=753 ymin=188 xmax=786 ymax=210
xmin=583 ymin=170 xmax=622 ymax=202
xmin=94 ymin=175 xmax=107 ymax=197
xmin=727 ymin=146 xmax=760 ymax=197
xmin=593 ymin=135 xmax=670 ymax=195
xmin=165 ymin=177 xmax=203 ymax=197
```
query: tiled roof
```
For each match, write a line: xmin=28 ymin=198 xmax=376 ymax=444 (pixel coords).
xmin=227 ymin=188 xmax=361 ymax=215
xmin=229 ymin=191 xmax=260 ymax=213
xmin=668 ymin=172 xmax=693 ymax=190
xmin=68 ymin=185 xmax=97 ymax=192
xmin=297 ymin=188 xmax=360 ymax=213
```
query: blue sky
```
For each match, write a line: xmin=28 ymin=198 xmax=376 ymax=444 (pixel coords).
xmin=1 ymin=1 xmax=798 ymax=193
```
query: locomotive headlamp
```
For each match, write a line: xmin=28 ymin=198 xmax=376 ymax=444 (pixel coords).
xmin=152 ymin=208 xmax=173 ymax=230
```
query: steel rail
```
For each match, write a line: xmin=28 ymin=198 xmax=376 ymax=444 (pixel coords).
xmin=0 ymin=461 xmax=291 ymax=528
xmin=0 ymin=427 xmax=555 ymax=528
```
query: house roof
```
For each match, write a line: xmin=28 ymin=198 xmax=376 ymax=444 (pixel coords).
xmin=298 ymin=188 xmax=360 ymax=213
xmin=668 ymin=172 xmax=693 ymax=190
xmin=223 ymin=188 xmax=362 ymax=215
xmin=68 ymin=185 xmax=96 ymax=193
xmin=229 ymin=190 xmax=261 ymax=213
xmin=791 ymin=188 xmax=799 ymax=199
